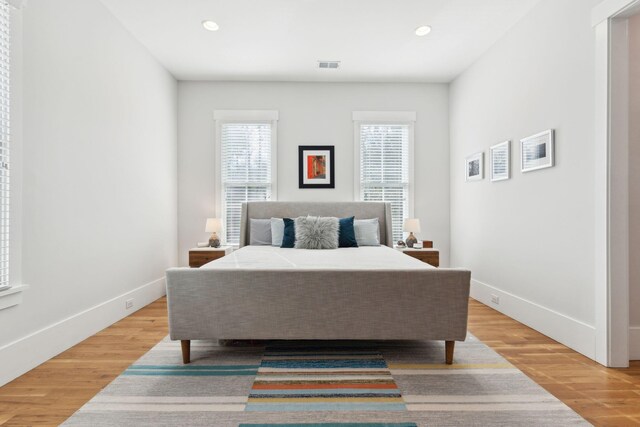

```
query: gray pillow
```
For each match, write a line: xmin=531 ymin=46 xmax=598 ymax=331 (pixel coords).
xmin=354 ymin=218 xmax=380 ymax=246
xmin=250 ymin=219 xmax=272 ymax=246
xmin=294 ymin=216 xmax=339 ymax=249
xmin=270 ymin=218 xmax=284 ymax=246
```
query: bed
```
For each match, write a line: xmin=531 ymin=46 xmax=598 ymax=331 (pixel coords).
xmin=166 ymin=201 xmax=471 ymax=364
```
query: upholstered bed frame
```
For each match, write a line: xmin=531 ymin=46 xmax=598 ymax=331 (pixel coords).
xmin=166 ymin=201 xmax=471 ymax=364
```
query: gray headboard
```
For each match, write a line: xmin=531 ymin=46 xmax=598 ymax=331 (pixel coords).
xmin=239 ymin=201 xmax=394 ymax=248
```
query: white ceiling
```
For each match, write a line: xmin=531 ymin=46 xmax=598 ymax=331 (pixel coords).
xmin=100 ymin=0 xmax=540 ymax=83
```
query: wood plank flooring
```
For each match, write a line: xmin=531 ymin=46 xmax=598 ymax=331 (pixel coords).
xmin=0 ymin=297 xmax=639 ymax=426
xmin=0 ymin=299 xmax=168 ymax=426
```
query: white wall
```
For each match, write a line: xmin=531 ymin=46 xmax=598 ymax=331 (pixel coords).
xmin=0 ymin=0 xmax=178 ymax=386
xmin=629 ymin=13 xmax=640 ymax=357
xmin=178 ymin=82 xmax=449 ymax=266
xmin=450 ymin=0 xmax=600 ymax=358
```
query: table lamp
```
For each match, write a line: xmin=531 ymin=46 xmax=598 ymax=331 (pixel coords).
xmin=205 ymin=218 xmax=222 ymax=248
xmin=403 ymin=218 xmax=421 ymax=248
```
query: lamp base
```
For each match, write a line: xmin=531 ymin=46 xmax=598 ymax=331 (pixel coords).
xmin=405 ymin=232 xmax=418 ymax=248
xmin=209 ymin=232 xmax=221 ymax=248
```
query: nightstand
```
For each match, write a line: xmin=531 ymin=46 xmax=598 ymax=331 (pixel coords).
xmin=396 ymin=247 xmax=440 ymax=267
xmin=188 ymin=246 xmax=232 ymax=268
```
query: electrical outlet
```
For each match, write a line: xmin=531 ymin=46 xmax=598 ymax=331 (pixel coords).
xmin=125 ymin=298 xmax=134 ymax=310
xmin=491 ymin=294 xmax=500 ymax=305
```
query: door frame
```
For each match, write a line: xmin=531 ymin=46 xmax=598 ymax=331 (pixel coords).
xmin=593 ymin=0 xmax=640 ymax=367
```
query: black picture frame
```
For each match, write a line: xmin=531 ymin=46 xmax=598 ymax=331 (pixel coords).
xmin=298 ymin=145 xmax=335 ymax=189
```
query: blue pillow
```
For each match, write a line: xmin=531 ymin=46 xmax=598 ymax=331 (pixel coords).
xmin=281 ymin=218 xmax=296 ymax=248
xmin=338 ymin=216 xmax=358 ymax=248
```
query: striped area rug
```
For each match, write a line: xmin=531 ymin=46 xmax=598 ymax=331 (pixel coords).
xmin=63 ymin=335 xmax=589 ymax=426
xmin=247 ymin=345 xmax=405 ymax=412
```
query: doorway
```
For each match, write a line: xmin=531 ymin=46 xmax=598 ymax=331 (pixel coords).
xmin=594 ymin=0 xmax=640 ymax=367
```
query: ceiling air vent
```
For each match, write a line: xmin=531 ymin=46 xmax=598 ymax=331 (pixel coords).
xmin=318 ymin=61 xmax=340 ymax=69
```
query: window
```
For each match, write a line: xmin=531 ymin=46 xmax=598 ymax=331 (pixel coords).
xmin=0 ymin=1 xmax=10 ymax=291
xmin=354 ymin=112 xmax=415 ymax=243
xmin=215 ymin=111 xmax=278 ymax=246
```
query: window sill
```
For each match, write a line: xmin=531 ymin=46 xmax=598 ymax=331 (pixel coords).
xmin=0 ymin=284 xmax=29 ymax=310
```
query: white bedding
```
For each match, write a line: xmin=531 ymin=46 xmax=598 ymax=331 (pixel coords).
xmin=201 ymin=245 xmax=434 ymax=270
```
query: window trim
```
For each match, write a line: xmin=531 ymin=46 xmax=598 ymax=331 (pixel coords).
xmin=214 ymin=110 xmax=278 ymax=246
xmin=353 ymin=112 xmax=416 ymax=239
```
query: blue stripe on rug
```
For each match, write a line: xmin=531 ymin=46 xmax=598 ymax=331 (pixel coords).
xmin=244 ymin=403 xmax=407 ymax=412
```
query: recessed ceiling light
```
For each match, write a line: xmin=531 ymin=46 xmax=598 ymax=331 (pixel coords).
xmin=415 ymin=25 xmax=432 ymax=36
xmin=202 ymin=20 xmax=219 ymax=32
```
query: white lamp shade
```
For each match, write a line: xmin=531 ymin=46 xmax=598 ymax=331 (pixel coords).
xmin=403 ymin=218 xmax=421 ymax=233
xmin=205 ymin=218 xmax=222 ymax=233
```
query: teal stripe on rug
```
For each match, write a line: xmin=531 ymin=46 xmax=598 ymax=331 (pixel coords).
xmin=127 ymin=365 xmax=259 ymax=370
xmin=124 ymin=364 xmax=259 ymax=376
xmin=264 ymin=352 xmax=381 ymax=357
xmin=123 ymin=371 xmax=257 ymax=376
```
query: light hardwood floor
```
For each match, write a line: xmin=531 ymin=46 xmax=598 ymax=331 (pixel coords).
xmin=0 ymin=297 xmax=639 ymax=426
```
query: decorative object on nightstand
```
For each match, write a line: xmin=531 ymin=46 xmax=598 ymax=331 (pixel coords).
xmin=189 ymin=247 xmax=232 ymax=268
xmin=205 ymin=218 xmax=222 ymax=248
xmin=403 ymin=218 xmax=421 ymax=248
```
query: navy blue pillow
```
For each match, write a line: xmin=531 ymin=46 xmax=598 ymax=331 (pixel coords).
xmin=338 ymin=216 xmax=358 ymax=248
xmin=281 ymin=218 xmax=296 ymax=248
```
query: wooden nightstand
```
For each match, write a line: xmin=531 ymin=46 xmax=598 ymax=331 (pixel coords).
xmin=396 ymin=247 xmax=440 ymax=267
xmin=188 ymin=247 xmax=232 ymax=268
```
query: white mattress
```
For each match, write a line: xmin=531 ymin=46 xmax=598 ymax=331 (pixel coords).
xmin=201 ymin=245 xmax=434 ymax=270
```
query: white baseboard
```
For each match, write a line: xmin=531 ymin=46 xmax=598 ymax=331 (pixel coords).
xmin=470 ymin=279 xmax=596 ymax=360
xmin=0 ymin=277 xmax=166 ymax=387
xmin=630 ymin=326 xmax=640 ymax=360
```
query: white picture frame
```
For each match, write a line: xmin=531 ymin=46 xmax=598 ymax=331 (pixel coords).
xmin=490 ymin=140 xmax=510 ymax=182
xmin=465 ymin=152 xmax=484 ymax=182
xmin=521 ymin=129 xmax=554 ymax=173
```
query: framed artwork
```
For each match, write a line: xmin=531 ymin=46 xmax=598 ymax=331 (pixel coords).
xmin=298 ymin=145 xmax=335 ymax=189
xmin=490 ymin=140 xmax=510 ymax=182
xmin=521 ymin=129 xmax=554 ymax=173
xmin=465 ymin=152 xmax=484 ymax=182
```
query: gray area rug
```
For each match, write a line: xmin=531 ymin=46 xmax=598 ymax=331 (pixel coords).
xmin=63 ymin=335 xmax=589 ymax=426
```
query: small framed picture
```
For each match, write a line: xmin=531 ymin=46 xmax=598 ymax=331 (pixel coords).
xmin=490 ymin=141 xmax=510 ymax=182
xmin=298 ymin=145 xmax=335 ymax=189
xmin=521 ymin=129 xmax=554 ymax=173
xmin=465 ymin=152 xmax=484 ymax=182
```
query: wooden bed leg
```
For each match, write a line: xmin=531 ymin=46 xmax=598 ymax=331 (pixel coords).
xmin=445 ymin=340 xmax=455 ymax=365
xmin=181 ymin=340 xmax=191 ymax=364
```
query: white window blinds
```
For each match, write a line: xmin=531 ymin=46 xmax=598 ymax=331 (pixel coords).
xmin=220 ymin=123 xmax=273 ymax=245
xmin=359 ymin=124 xmax=410 ymax=243
xmin=0 ymin=1 xmax=10 ymax=291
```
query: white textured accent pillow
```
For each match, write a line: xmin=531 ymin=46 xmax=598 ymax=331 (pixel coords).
xmin=270 ymin=218 xmax=285 ymax=246
xmin=294 ymin=216 xmax=339 ymax=250
xmin=354 ymin=218 xmax=380 ymax=246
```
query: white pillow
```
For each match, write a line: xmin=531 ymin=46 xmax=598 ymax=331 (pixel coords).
xmin=250 ymin=219 xmax=272 ymax=246
xmin=270 ymin=218 xmax=285 ymax=246
xmin=354 ymin=218 xmax=380 ymax=246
